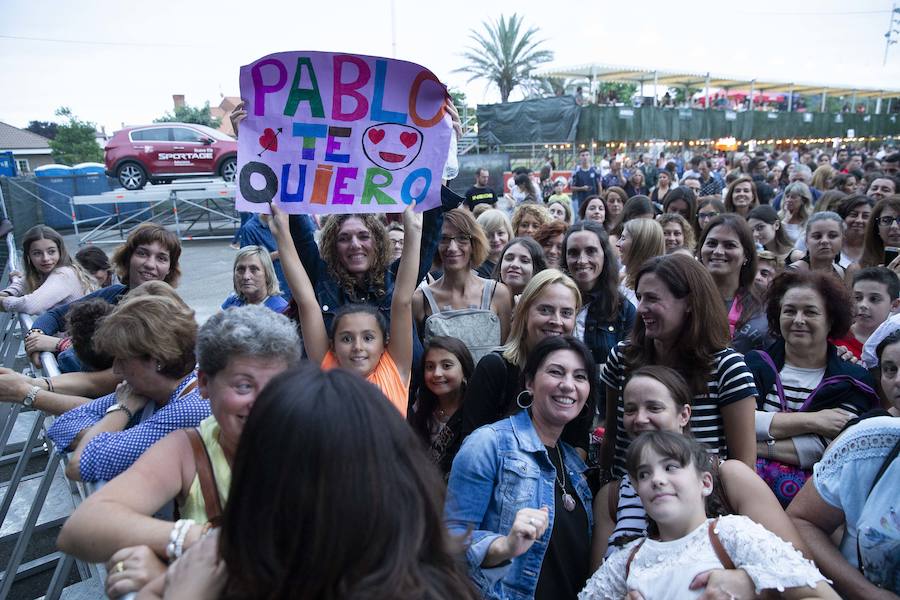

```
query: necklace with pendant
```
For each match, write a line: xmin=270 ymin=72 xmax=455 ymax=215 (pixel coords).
xmin=553 ymin=444 xmax=577 ymax=512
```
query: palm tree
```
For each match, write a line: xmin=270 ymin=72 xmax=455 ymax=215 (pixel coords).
xmin=456 ymin=14 xmax=554 ymax=103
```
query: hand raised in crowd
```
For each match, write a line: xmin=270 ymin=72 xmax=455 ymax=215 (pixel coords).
xmin=402 ymin=200 xmax=423 ymax=236
xmin=267 ymin=201 xmax=289 ymax=239
xmin=229 ymin=100 xmax=247 ymax=137
xmin=105 ymin=545 xmax=167 ymax=599
xmin=811 ymin=407 xmax=852 ymax=438
xmin=443 ymin=96 xmax=463 ymax=138
xmin=499 ymin=506 xmax=550 ymax=560
xmin=161 ymin=530 xmax=225 ymax=600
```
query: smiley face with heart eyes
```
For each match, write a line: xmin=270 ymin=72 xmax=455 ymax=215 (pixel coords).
xmin=361 ymin=123 xmax=424 ymax=171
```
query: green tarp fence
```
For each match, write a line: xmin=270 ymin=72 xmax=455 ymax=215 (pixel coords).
xmin=577 ymin=106 xmax=900 ymax=142
xmin=477 ymin=96 xmax=581 ymax=146
xmin=475 ymin=98 xmax=900 ymax=143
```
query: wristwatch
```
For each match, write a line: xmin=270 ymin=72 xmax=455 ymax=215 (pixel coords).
xmin=22 ymin=385 xmax=40 ymax=408
xmin=105 ymin=403 xmax=135 ymax=421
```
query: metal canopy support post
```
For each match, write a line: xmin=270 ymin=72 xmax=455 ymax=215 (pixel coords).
xmin=653 ymin=71 xmax=659 ymax=106
xmin=851 ymin=89 xmax=858 ymax=112
xmin=788 ymin=83 xmax=794 ymax=112
xmin=877 ymin=92 xmax=884 ymax=114
xmin=705 ymin=73 xmax=711 ymax=109
xmin=749 ymin=80 xmax=755 ymax=111
xmin=821 ymin=90 xmax=827 ymax=112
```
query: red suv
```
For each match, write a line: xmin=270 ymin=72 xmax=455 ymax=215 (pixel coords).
xmin=105 ymin=123 xmax=237 ymax=190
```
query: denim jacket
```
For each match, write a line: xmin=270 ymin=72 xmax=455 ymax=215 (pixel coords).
xmin=582 ymin=296 xmax=635 ymax=369
xmin=445 ymin=409 xmax=593 ymax=600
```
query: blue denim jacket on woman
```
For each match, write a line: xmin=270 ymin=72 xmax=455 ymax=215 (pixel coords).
xmin=445 ymin=409 xmax=593 ymax=600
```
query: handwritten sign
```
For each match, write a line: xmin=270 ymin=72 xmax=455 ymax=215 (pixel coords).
xmin=236 ymin=51 xmax=451 ymax=214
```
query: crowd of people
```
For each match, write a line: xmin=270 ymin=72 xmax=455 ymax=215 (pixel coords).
xmin=0 ymin=136 xmax=898 ymax=599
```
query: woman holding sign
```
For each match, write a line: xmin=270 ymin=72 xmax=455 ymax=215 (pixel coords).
xmin=231 ymin=99 xmax=463 ymax=358
xmin=270 ymin=201 xmax=420 ymax=416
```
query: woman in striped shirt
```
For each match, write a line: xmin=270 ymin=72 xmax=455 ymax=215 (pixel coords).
xmin=590 ymin=365 xmax=807 ymax=571
xmin=599 ymin=254 xmax=758 ymax=477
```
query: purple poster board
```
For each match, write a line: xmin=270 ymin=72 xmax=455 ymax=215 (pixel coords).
xmin=236 ymin=51 xmax=451 ymax=214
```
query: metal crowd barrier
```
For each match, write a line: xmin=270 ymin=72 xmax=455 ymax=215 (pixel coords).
xmin=0 ymin=185 xmax=104 ymax=598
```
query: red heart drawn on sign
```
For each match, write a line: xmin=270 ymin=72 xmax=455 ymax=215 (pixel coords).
xmin=368 ymin=128 xmax=385 ymax=144
xmin=400 ymin=131 xmax=418 ymax=148
xmin=258 ymin=128 xmax=278 ymax=152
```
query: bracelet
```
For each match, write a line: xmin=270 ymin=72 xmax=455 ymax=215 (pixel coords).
xmin=43 ymin=377 xmax=54 ymax=393
xmin=55 ymin=338 xmax=72 ymax=353
xmin=165 ymin=519 xmax=195 ymax=562
xmin=27 ymin=328 xmax=45 ymax=337
xmin=766 ymin=438 xmax=776 ymax=460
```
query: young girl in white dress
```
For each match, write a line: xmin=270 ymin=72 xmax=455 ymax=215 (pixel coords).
xmin=579 ymin=432 xmax=838 ymax=600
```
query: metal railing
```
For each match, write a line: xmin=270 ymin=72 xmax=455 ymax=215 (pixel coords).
xmin=0 ymin=184 xmax=104 ymax=598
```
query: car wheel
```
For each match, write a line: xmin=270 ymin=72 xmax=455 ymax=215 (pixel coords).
xmin=219 ymin=157 xmax=237 ymax=182
xmin=117 ymin=163 xmax=147 ymax=190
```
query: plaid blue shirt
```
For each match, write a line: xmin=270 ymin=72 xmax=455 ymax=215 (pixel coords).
xmin=47 ymin=373 xmax=210 ymax=482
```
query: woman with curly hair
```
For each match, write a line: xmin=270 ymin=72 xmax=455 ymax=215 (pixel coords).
xmin=286 ymin=193 xmax=452 ymax=349
xmin=656 ymin=213 xmax=695 ymax=254
xmin=511 ymin=202 xmax=551 ymax=239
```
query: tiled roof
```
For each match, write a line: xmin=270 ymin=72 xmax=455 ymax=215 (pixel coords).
xmin=0 ymin=121 xmax=51 ymax=150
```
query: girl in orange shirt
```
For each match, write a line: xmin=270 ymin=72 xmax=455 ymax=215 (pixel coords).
xmin=271 ymin=202 xmax=420 ymax=415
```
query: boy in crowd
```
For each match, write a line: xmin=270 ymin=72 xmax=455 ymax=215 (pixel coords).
xmin=833 ymin=267 xmax=900 ymax=359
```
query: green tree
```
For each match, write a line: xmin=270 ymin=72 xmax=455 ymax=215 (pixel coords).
xmin=26 ymin=120 xmax=59 ymax=140
xmin=155 ymin=101 xmax=221 ymax=127
xmin=456 ymin=13 xmax=554 ymax=103
xmin=49 ymin=107 xmax=102 ymax=165
xmin=597 ymin=82 xmax=637 ymax=104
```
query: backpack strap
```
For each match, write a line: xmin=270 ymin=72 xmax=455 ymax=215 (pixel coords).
xmin=707 ymin=518 xmax=735 ymax=569
xmin=185 ymin=428 xmax=224 ymax=527
xmin=754 ymin=350 xmax=788 ymax=411
xmin=480 ymin=278 xmax=497 ymax=310
xmin=624 ymin=539 xmax=645 ymax=579
xmin=420 ymin=285 xmax=441 ymax=317
xmin=857 ymin=436 xmax=900 ymax=575
xmin=607 ymin=479 xmax=620 ymax=523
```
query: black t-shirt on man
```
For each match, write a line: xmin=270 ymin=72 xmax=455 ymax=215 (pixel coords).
xmin=464 ymin=186 xmax=498 ymax=210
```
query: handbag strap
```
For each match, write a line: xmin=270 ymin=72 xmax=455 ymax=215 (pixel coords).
xmin=625 ymin=519 xmax=734 ymax=578
xmin=185 ymin=428 xmax=223 ymax=526
xmin=755 ymin=351 xmax=877 ymax=413
xmin=856 ymin=435 xmax=900 ymax=576
xmin=624 ymin=539 xmax=645 ymax=579
xmin=707 ymin=518 xmax=735 ymax=569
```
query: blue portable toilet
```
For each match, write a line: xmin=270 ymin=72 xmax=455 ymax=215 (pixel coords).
xmin=73 ymin=162 xmax=114 ymax=222
xmin=34 ymin=164 xmax=75 ymax=229
xmin=0 ymin=152 xmax=16 ymax=177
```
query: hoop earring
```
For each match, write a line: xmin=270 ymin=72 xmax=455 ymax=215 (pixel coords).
xmin=516 ymin=390 xmax=533 ymax=409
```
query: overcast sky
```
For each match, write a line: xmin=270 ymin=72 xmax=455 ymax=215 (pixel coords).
xmin=2 ymin=0 xmax=899 ymax=134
